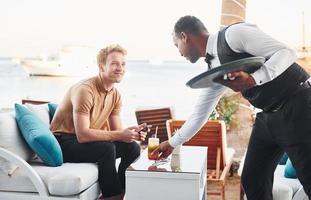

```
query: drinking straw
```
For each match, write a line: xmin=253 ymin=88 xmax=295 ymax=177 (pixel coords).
xmin=155 ymin=126 xmax=158 ymax=138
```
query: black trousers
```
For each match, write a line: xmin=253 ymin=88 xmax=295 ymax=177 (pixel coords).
xmin=56 ymin=134 xmax=141 ymax=198
xmin=241 ymin=88 xmax=311 ymax=200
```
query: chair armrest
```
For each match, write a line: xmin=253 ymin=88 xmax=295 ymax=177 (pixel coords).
xmin=218 ymin=147 xmax=235 ymax=181
xmin=219 ymin=158 xmax=234 ymax=182
xmin=0 ymin=147 xmax=49 ymax=196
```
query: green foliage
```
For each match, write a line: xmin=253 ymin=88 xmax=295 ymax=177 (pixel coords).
xmin=209 ymin=94 xmax=240 ymax=128
xmin=208 ymin=109 xmax=219 ymax=120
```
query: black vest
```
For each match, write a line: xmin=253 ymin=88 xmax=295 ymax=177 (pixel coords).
xmin=217 ymin=25 xmax=309 ymax=110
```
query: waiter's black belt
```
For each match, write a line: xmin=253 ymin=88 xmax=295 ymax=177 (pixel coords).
xmin=263 ymin=78 xmax=311 ymax=113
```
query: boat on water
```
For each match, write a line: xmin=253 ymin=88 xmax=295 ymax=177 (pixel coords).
xmin=20 ymin=45 xmax=98 ymax=77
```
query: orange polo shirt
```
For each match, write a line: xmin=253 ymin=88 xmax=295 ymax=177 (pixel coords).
xmin=50 ymin=75 xmax=122 ymax=135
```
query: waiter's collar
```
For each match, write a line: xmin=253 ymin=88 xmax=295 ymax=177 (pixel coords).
xmin=205 ymin=33 xmax=216 ymax=56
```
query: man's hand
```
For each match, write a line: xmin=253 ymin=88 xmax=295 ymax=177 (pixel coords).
xmin=120 ymin=123 xmax=147 ymax=143
xmin=153 ymin=140 xmax=174 ymax=159
xmin=138 ymin=123 xmax=151 ymax=141
xmin=214 ymin=71 xmax=256 ymax=92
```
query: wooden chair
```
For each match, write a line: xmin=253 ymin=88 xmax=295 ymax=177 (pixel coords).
xmin=135 ymin=107 xmax=173 ymax=145
xmin=166 ymin=119 xmax=235 ymax=200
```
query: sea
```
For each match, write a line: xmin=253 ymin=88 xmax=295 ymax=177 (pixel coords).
xmin=0 ymin=57 xmax=207 ymax=127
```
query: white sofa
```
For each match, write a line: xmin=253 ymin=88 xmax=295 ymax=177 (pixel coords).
xmin=0 ymin=104 xmax=101 ymax=200
xmin=238 ymin=152 xmax=309 ymax=200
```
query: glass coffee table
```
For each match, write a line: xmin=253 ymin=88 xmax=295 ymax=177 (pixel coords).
xmin=126 ymin=146 xmax=207 ymax=200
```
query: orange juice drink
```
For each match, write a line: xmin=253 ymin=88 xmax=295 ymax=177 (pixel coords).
xmin=148 ymin=137 xmax=159 ymax=160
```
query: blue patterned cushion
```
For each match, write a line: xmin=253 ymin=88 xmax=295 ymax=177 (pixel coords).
xmin=284 ymin=159 xmax=297 ymax=178
xmin=15 ymin=104 xmax=63 ymax=166
xmin=48 ymin=103 xmax=58 ymax=122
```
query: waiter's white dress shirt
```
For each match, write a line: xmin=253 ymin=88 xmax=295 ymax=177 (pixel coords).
xmin=169 ymin=23 xmax=297 ymax=147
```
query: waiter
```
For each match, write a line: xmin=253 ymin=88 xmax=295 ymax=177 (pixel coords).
xmin=157 ymin=15 xmax=311 ymax=200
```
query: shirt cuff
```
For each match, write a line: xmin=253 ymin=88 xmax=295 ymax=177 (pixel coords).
xmin=168 ymin=134 xmax=183 ymax=148
xmin=250 ymin=65 xmax=271 ymax=86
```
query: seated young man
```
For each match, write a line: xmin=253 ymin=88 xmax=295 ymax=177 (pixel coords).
xmin=50 ymin=44 xmax=146 ymax=200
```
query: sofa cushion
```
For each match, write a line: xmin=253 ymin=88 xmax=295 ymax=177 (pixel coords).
xmin=48 ymin=103 xmax=58 ymax=122
xmin=24 ymin=103 xmax=50 ymax=127
xmin=274 ymin=165 xmax=301 ymax=193
xmin=15 ymin=104 xmax=63 ymax=166
xmin=272 ymin=183 xmax=293 ymax=200
xmin=293 ymin=187 xmax=309 ymax=200
xmin=34 ymin=162 xmax=98 ymax=195
xmin=0 ymin=112 xmax=34 ymax=174
xmin=244 ymin=165 xmax=302 ymax=200
xmin=284 ymin=159 xmax=297 ymax=178
xmin=0 ymin=162 xmax=98 ymax=196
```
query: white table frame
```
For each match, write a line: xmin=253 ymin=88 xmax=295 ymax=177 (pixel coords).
xmin=126 ymin=146 xmax=207 ymax=200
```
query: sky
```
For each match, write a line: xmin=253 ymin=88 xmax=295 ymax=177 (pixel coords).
xmin=0 ymin=0 xmax=310 ymax=60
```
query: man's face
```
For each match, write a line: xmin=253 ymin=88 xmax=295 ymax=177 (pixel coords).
xmin=101 ymin=51 xmax=126 ymax=83
xmin=172 ymin=32 xmax=200 ymax=63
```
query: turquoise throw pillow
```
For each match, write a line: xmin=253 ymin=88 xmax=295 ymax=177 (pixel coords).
xmin=279 ymin=153 xmax=288 ymax=165
xmin=15 ymin=104 xmax=63 ymax=166
xmin=48 ymin=103 xmax=58 ymax=122
xmin=284 ymin=159 xmax=297 ymax=178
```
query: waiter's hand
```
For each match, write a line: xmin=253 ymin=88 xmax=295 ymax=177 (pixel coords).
xmin=152 ymin=140 xmax=174 ymax=159
xmin=214 ymin=71 xmax=256 ymax=92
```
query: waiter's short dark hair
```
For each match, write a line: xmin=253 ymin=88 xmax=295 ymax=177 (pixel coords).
xmin=174 ymin=15 xmax=208 ymax=37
